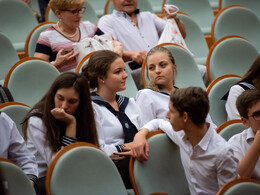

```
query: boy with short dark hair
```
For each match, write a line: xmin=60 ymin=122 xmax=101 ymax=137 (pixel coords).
xmin=229 ymin=89 xmax=260 ymax=180
xmin=127 ymin=87 xmax=238 ymax=195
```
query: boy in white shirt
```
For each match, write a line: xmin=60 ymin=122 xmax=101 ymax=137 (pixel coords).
xmin=120 ymin=87 xmax=238 ymax=195
xmin=229 ymin=89 xmax=260 ymax=180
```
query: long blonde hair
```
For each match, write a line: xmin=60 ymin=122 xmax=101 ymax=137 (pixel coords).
xmin=146 ymin=46 xmax=177 ymax=92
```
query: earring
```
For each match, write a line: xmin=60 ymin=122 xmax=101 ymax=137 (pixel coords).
xmin=102 ymin=80 xmax=105 ymax=84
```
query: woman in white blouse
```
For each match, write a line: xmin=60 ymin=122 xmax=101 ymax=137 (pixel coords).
xmin=82 ymin=50 xmax=143 ymax=189
xmin=22 ymin=72 xmax=98 ymax=194
xmin=136 ymin=46 xmax=215 ymax=126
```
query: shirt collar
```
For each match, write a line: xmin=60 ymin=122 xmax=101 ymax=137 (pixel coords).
xmin=113 ymin=9 xmax=140 ymax=18
xmin=195 ymin=123 xmax=214 ymax=151
xmin=246 ymin=127 xmax=255 ymax=142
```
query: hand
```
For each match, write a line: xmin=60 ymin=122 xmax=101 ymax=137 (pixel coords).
xmin=114 ymin=133 xmax=149 ymax=162
xmin=253 ymin=130 xmax=260 ymax=152
xmin=30 ymin=180 xmax=34 ymax=186
xmin=130 ymin=51 xmax=147 ymax=65
xmin=110 ymin=155 xmax=125 ymax=162
xmin=51 ymin=108 xmax=75 ymax=125
xmin=54 ymin=49 xmax=79 ymax=69
xmin=112 ymin=40 xmax=123 ymax=57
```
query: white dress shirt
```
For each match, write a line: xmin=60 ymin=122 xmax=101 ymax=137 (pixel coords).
xmin=0 ymin=112 xmax=38 ymax=181
xmin=142 ymin=119 xmax=239 ymax=195
xmin=229 ymin=127 xmax=260 ymax=180
xmin=98 ymin=9 xmax=166 ymax=51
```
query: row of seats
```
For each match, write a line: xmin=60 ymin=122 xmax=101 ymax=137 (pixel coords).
xmin=0 ymin=37 xmax=258 ymax=127
xmin=1 ymin=5 xmax=259 ymax=84
xmin=1 ymin=134 xmax=260 ymax=195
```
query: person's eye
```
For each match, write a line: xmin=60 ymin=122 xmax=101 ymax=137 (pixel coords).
xmin=148 ymin=65 xmax=155 ymax=70
xmin=69 ymin=99 xmax=78 ymax=104
xmin=160 ymin=62 xmax=167 ymax=68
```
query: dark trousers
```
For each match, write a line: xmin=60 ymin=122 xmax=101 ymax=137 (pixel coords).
xmin=114 ymin=156 xmax=132 ymax=189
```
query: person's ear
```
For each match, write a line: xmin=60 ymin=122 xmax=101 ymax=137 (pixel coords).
xmin=183 ymin=112 xmax=188 ymax=123
xmin=98 ymin=76 xmax=105 ymax=84
xmin=241 ymin=117 xmax=250 ymax=127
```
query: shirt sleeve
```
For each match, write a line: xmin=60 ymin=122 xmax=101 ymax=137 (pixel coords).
xmin=136 ymin=90 xmax=157 ymax=125
xmin=2 ymin=113 xmax=38 ymax=179
xmin=92 ymin=103 xmax=119 ymax=156
xmin=215 ymin=146 xmax=239 ymax=188
xmin=151 ymin=13 xmax=166 ymax=36
xmin=225 ymin=85 xmax=245 ymax=120
xmin=142 ymin=118 xmax=181 ymax=144
xmin=27 ymin=116 xmax=56 ymax=166
xmin=228 ymin=133 xmax=245 ymax=162
xmin=98 ymin=15 xmax=118 ymax=40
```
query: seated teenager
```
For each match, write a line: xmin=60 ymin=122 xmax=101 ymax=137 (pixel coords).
xmin=229 ymin=89 xmax=260 ymax=181
xmin=121 ymin=87 xmax=238 ymax=195
xmin=22 ymin=72 xmax=98 ymax=194
xmin=136 ymin=46 xmax=216 ymax=126
xmin=82 ymin=50 xmax=144 ymax=189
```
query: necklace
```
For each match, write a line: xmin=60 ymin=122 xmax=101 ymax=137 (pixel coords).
xmin=57 ymin=21 xmax=78 ymax=38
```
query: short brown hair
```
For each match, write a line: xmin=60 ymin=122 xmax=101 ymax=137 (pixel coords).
xmin=236 ymin=89 xmax=260 ymax=118
xmin=82 ymin=50 xmax=121 ymax=90
xmin=170 ymin=87 xmax=209 ymax=126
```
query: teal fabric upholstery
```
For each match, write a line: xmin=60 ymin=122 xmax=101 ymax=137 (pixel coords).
xmin=207 ymin=75 xmax=241 ymax=126
xmin=49 ymin=145 xmax=128 ymax=195
xmin=132 ymin=133 xmax=190 ymax=195
xmin=0 ymin=102 xmax=30 ymax=137
xmin=178 ymin=13 xmax=209 ymax=65
xmin=0 ymin=1 xmax=38 ymax=52
xmin=165 ymin=0 xmax=214 ymax=34
xmin=4 ymin=58 xmax=60 ymax=107
xmin=0 ymin=32 xmax=19 ymax=85
xmin=0 ymin=158 xmax=36 ymax=195
xmin=212 ymin=5 xmax=260 ymax=51
xmin=207 ymin=36 xmax=259 ymax=81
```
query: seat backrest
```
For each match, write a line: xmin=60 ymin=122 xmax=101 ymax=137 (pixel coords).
xmin=206 ymin=74 xmax=241 ymax=126
xmin=46 ymin=142 xmax=128 ymax=195
xmin=142 ymin=43 xmax=206 ymax=89
xmin=87 ymin=0 xmax=109 ymax=17
xmin=217 ymin=178 xmax=260 ymax=195
xmin=143 ymin=43 xmax=206 ymax=89
xmin=130 ymin=133 xmax=189 ymax=195
xmin=206 ymin=36 xmax=259 ymax=82
xmin=104 ymin=0 xmax=154 ymax=14
xmin=0 ymin=32 xmax=20 ymax=85
xmin=209 ymin=0 xmax=219 ymax=9
xmin=0 ymin=1 xmax=38 ymax=52
xmin=149 ymin=0 xmax=164 ymax=13
xmin=220 ymin=0 xmax=260 ymax=21
xmin=25 ymin=22 xmax=55 ymax=57
xmin=45 ymin=2 xmax=98 ymax=24
xmin=4 ymin=57 xmax=60 ymax=107
xmin=0 ymin=157 xmax=36 ymax=195
xmin=164 ymin=0 xmax=214 ymax=34
xmin=178 ymin=13 xmax=209 ymax=65
xmin=0 ymin=102 xmax=30 ymax=137
xmin=216 ymin=119 xmax=245 ymax=141
xmin=212 ymin=5 xmax=260 ymax=51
